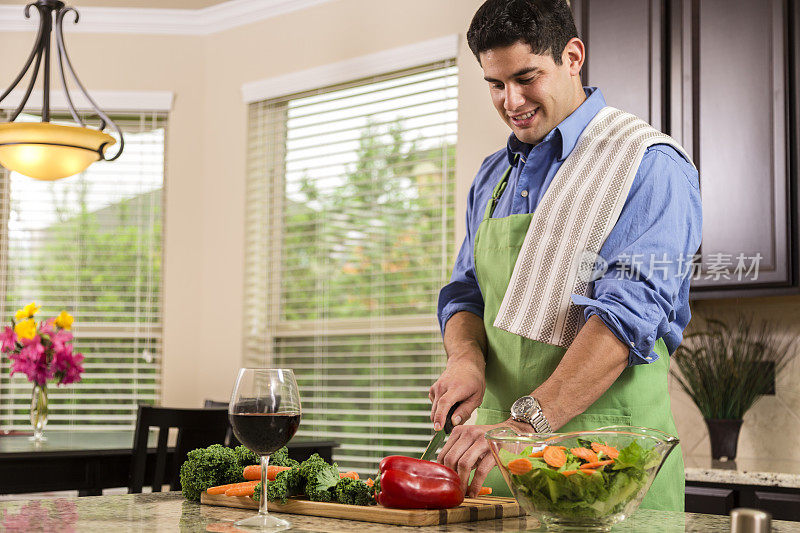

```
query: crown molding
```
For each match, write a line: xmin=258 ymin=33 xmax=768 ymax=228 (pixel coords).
xmin=0 ymin=0 xmax=336 ymax=35
xmin=2 ymin=90 xmax=174 ymax=112
xmin=242 ymin=34 xmax=460 ymax=103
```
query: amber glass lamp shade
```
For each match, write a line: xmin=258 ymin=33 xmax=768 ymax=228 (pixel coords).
xmin=0 ymin=122 xmax=116 ymax=180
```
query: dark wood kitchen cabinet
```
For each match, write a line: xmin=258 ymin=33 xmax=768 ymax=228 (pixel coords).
xmin=572 ymin=0 xmax=800 ymax=296
xmin=685 ymin=481 xmax=800 ymax=521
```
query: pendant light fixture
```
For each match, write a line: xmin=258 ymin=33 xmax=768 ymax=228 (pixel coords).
xmin=0 ymin=0 xmax=123 ymax=180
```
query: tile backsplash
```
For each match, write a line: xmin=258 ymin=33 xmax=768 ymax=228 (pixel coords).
xmin=672 ymin=296 xmax=800 ymax=463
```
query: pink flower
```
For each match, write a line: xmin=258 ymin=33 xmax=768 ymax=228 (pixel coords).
xmin=3 ymin=313 xmax=83 ymax=388
xmin=0 ymin=326 xmax=16 ymax=352
xmin=9 ymin=336 xmax=51 ymax=386
xmin=52 ymin=343 xmax=84 ymax=385
xmin=50 ymin=329 xmax=73 ymax=352
xmin=60 ymin=356 xmax=83 ymax=385
xmin=38 ymin=317 xmax=55 ymax=337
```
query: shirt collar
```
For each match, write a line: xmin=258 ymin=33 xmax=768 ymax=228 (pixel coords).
xmin=505 ymin=87 xmax=607 ymax=166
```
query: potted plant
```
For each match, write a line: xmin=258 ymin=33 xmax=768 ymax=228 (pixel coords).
xmin=671 ymin=314 xmax=796 ymax=460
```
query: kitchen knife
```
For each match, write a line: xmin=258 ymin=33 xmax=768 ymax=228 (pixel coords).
xmin=420 ymin=402 xmax=460 ymax=461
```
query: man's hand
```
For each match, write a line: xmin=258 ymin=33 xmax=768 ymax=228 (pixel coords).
xmin=429 ymin=358 xmax=485 ymax=431
xmin=430 ymin=310 xmax=488 ymax=431
xmin=436 ymin=419 xmax=528 ymax=497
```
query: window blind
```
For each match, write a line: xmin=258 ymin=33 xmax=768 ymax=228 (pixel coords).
xmin=0 ymin=111 xmax=165 ymax=430
xmin=244 ymin=61 xmax=457 ymax=474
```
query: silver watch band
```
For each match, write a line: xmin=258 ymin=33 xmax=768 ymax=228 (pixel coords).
xmin=528 ymin=401 xmax=552 ymax=433
xmin=511 ymin=395 xmax=552 ymax=433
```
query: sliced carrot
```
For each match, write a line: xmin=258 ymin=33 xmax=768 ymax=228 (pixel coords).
xmin=243 ymin=465 xmax=291 ymax=481
xmin=570 ymin=447 xmax=599 ymax=464
xmin=542 ymin=446 xmax=567 ymax=469
xmin=365 ymin=478 xmax=374 ymax=488
xmin=590 ymin=442 xmax=619 ymax=459
xmin=529 ymin=450 xmax=544 ymax=458
xmin=561 ymin=470 xmax=580 ymax=477
xmin=580 ymin=459 xmax=614 ymax=470
xmin=603 ymin=446 xmax=619 ymax=459
xmin=579 ymin=469 xmax=597 ymax=475
xmin=207 ymin=481 xmax=253 ymax=495
xmin=340 ymin=471 xmax=359 ymax=480
xmin=221 ymin=481 xmax=259 ymax=497
xmin=478 ymin=486 xmax=493 ymax=495
xmin=507 ymin=458 xmax=533 ymax=475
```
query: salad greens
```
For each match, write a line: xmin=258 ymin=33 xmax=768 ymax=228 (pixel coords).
xmin=499 ymin=440 xmax=660 ymax=519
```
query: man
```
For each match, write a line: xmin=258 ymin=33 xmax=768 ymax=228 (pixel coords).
xmin=429 ymin=0 xmax=701 ymax=511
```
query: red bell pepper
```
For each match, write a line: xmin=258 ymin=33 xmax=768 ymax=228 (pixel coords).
xmin=376 ymin=456 xmax=465 ymax=509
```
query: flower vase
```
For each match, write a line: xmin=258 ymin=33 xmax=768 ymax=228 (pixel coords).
xmin=29 ymin=383 xmax=48 ymax=442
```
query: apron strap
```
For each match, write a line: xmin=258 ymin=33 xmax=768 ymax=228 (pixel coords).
xmin=483 ymin=154 xmax=519 ymax=221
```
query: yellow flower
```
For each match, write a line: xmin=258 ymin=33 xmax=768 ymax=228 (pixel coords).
xmin=55 ymin=311 xmax=74 ymax=330
xmin=14 ymin=318 xmax=37 ymax=340
xmin=14 ymin=302 xmax=40 ymax=320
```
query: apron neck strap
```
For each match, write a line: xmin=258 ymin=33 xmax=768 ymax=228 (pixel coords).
xmin=483 ymin=154 xmax=518 ymax=220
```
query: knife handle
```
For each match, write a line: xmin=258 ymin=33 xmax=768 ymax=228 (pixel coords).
xmin=443 ymin=402 xmax=461 ymax=434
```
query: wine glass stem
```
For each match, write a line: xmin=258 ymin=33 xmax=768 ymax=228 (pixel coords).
xmin=259 ymin=454 xmax=270 ymax=516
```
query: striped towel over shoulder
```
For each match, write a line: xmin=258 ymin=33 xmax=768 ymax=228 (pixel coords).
xmin=493 ymin=106 xmax=693 ymax=348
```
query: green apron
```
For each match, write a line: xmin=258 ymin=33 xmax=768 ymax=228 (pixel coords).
xmin=472 ymin=160 xmax=684 ymax=512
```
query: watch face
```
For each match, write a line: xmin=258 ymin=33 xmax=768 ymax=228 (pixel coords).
xmin=511 ymin=396 xmax=535 ymax=418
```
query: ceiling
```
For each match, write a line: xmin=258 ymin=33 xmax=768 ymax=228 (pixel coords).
xmin=0 ymin=0 xmax=229 ymax=8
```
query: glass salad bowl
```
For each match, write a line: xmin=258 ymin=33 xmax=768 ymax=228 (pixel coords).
xmin=485 ymin=425 xmax=679 ymax=531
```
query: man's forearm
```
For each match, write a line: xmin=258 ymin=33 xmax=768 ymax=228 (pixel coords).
xmin=443 ymin=311 xmax=487 ymax=368
xmin=528 ymin=315 xmax=629 ymax=431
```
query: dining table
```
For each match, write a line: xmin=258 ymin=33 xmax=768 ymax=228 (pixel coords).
xmin=1 ymin=491 xmax=800 ymax=532
xmin=0 ymin=430 xmax=337 ymax=496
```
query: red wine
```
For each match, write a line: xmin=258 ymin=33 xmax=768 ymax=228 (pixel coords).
xmin=229 ymin=413 xmax=300 ymax=455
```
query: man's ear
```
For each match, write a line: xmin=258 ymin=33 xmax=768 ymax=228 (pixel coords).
xmin=562 ymin=37 xmax=585 ymax=76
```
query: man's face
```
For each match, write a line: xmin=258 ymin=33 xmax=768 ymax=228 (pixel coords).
xmin=480 ymin=41 xmax=580 ymax=145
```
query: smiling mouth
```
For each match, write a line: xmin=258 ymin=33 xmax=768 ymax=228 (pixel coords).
xmin=509 ymin=109 xmax=538 ymax=127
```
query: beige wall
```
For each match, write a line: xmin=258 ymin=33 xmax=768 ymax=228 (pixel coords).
xmin=2 ymin=0 xmax=798 ymax=464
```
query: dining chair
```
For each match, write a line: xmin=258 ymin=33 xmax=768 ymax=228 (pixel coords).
xmin=203 ymin=399 xmax=241 ymax=447
xmin=129 ymin=405 xmax=229 ymax=493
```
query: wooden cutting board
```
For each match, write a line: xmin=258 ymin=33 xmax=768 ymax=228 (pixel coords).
xmin=201 ymin=492 xmax=522 ymax=527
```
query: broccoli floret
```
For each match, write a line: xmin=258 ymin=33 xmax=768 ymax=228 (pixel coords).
xmin=285 ymin=465 xmax=305 ymax=494
xmin=233 ymin=445 xmax=259 ymax=468
xmin=254 ymin=469 xmax=296 ymax=504
xmin=304 ymin=461 xmax=340 ymax=502
xmin=179 ymin=444 xmax=241 ymax=501
xmin=334 ymin=477 xmax=374 ymax=506
xmin=270 ymin=446 xmax=300 ymax=468
xmin=372 ymin=472 xmax=380 ymax=497
xmin=290 ymin=453 xmax=340 ymax=502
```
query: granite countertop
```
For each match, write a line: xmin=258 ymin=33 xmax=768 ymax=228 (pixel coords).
xmin=1 ymin=492 xmax=800 ymax=533
xmin=685 ymin=455 xmax=800 ymax=488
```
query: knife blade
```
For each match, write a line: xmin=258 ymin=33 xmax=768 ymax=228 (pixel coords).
xmin=420 ymin=402 xmax=460 ymax=461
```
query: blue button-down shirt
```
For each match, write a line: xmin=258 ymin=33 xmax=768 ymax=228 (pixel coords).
xmin=437 ymin=88 xmax=702 ymax=365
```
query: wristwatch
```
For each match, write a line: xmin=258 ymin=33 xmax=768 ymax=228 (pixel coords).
xmin=510 ymin=395 xmax=552 ymax=433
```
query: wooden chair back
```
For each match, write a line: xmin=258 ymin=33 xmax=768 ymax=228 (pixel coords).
xmin=129 ymin=405 xmax=229 ymax=493
xmin=203 ymin=399 xmax=241 ymax=447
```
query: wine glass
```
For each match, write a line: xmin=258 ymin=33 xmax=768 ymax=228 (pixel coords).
xmin=229 ymin=368 xmax=301 ymax=531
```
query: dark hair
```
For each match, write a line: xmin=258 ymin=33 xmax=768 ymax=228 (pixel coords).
xmin=467 ymin=0 xmax=578 ymax=65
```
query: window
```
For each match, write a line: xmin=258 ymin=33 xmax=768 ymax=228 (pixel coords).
xmin=0 ymin=111 xmax=166 ymax=429
xmin=244 ymin=61 xmax=457 ymax=473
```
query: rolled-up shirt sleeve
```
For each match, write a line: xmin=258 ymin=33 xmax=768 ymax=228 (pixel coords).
xmin=570 ymin=145 xmax=702 ymax=366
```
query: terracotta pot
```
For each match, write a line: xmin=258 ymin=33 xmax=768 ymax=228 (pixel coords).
xmin=704 ymin=418 xmax=743 ymax=460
